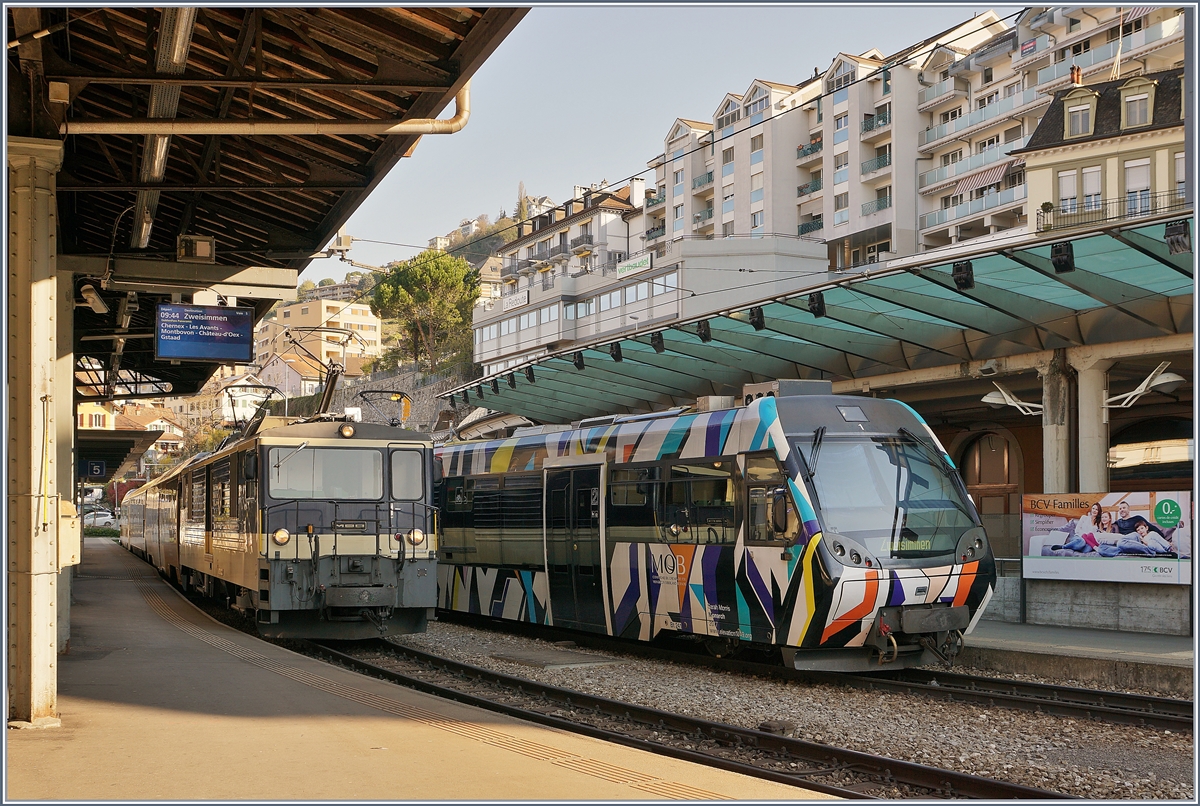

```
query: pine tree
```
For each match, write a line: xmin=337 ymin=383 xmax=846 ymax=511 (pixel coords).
xmin=516 ymin=181 xmax=528 ymax=221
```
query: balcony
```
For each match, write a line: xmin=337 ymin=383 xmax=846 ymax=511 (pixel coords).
xmin=860 ymin=109 xmax=891 ymax=134
xmin=1037 ymin=15 xmax=1183 ymax=87
xmin=919 ymin=183 xmax=1026 ymax=230
xmin=861 ymin=195 xmax=892 ymax=216
xmin=692 ymin=171 xmax=714 ymax=190
xmin=861 ymin=152 xmax=892 ymax=175
xmin=570 ymin=233 xmax=594 ymax=255
xmin=917 ymin=77 xmax=969 ymax=111
xmin=919 ymin=135 xmax=1030 ymax=192
xmin=796 ymin=139 xmax=823 ymax=163
xmin=516 ymin=259 xmax=535 ymax=276
xmin=693 ymin=208 xmax=714 ymax=227
xmin=798 ymin=219 xmax=824 ymax=235
xmin=500 ymin=262 xmax=521 ymax=282
xmin=797 ymin=178 xmax=823 ymax=197
xmin=645 ymin=194 xmax=667 ymax=210
xmin=646 ymin=224 xmax=666 ymax=240
xmin=1037 ymin=188 xmax=1189 ymax=232
xmin=919 ymin=88 xmax=1044 ymax=149
xmin=1012 ymin=33 xmax=1052 ymax=69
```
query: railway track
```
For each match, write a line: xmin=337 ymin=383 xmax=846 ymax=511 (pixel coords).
xmin=308 ymin=638 xmax=1070 ymax=800
xmin=436 ymin=611 xmax=1193 ymax=732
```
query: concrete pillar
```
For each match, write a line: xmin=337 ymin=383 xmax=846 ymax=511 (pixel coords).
xmin=1072 ymin=355 xmax=1114 ymax=494
xmin=7 ymin=136 xmax=64 ymax=728
xmin=1040 ymin=349 xmax=1072 ymax=494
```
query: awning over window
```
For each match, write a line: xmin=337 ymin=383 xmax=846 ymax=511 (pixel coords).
xmin=954 ymin=162 xmax=1013 ymax=196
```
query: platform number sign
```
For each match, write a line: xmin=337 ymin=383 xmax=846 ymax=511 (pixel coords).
xmin=85 ymin=460 xmax=105 ymax=478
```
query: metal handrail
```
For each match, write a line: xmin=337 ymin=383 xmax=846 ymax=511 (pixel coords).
xmin=1036 ymin=188 xmax=1189 ymax=231
xmin=861 ymin=152 xmax=892 ymax=174
xmin=796 ymin=140 xmax=823 ymax=159
xmin=798 ymin=219 xmax=824 ymax=235
xmin=692 ymin=171 xmax=714 ymax=189
xmin=861 ymin=195 xmax=892 ymax=216
xmin=797 ymin=178 xmax=823 ymax=196
xmin=860 ymin=109 xmax=891 ymax=133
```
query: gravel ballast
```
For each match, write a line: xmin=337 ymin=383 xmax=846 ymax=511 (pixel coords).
xmin=389 ymin=621 xmax=1194 ymax=800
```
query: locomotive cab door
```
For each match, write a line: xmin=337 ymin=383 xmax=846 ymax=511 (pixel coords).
xmin=544 ymin=458 xmax=610 ymax=633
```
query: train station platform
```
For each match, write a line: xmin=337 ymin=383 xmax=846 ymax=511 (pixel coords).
xmin=963 ymin=619 xmax=1194 ymax=697
xmin=6 ymin=539 xmax=829 ymax=802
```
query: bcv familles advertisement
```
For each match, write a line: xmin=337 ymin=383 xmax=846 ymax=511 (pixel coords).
xmin=1022 ymin=491 xmax=1192 ymax=585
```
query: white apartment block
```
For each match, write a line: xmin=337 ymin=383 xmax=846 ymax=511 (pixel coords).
xmin=471 ymin=5 xmax=1185 ymax=379
xmin=255 ymin=298 xmax=383 ymax=367
xmin=309 ymin=281 xmax=357 ymax=301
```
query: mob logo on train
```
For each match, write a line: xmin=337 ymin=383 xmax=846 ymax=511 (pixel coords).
xmin=650 ymin=551 xmax=688 ymax=584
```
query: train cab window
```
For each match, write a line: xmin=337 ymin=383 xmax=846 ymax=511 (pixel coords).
xmin=747 ymin=485 xmax=800 ymax=545
xmin=744 ymin=455 xmax=784 ymax=482
xmin=390 ymin=450 xmax=424 ymax=500
xmin=267 ymin=447 xmax=383 ymax=500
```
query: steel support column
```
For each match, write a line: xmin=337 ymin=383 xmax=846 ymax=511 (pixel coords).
xmin=7 ymin=136 xmax=64 ymax=728
xmin=1040 ymin=349 xmax=1073 ymax=494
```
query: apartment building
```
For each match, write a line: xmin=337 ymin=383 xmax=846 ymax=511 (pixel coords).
xmin=1019 ymin=66 xmax=1187 ymax=232
xmin=310 ymin=281 xmax=357 ymax=301
xmin=254 ymin=298 xmax=382 ymax=367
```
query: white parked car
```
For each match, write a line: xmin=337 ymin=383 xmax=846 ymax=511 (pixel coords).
xmin=83 ymin=510 xmax=116 ymax=528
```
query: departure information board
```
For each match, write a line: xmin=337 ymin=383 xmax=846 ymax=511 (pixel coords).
xmin=155 ymin=304 xmax=254 ymax=363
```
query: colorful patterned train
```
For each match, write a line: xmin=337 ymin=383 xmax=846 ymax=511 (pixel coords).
xmin=436 ymin=392 xmax=996 ymax=670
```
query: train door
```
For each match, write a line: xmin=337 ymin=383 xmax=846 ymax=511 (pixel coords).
xmin=544 ymin=460 xmax=610 ymax=633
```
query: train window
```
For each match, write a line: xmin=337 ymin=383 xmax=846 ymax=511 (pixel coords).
xmin=610 ymin=467 xmax=658 ymax=506
xmin=747 ymin=485 xmax=799 ymax=545
xmin=744 ymin=455 xmax=784 ymax=482
xmin=607 ymin=467 xmax=661 ymax=543
xmin=211 ymin=461 xmax=233 ymax=520
xmin=267 ymin=447 xmax=383 ymax=500
xmin=662 ymin=463 xmax=736 ymax=544
xmin=390 ymin=450 xmax=424 ymax=500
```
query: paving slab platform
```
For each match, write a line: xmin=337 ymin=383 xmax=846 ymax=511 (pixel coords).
xmin=6 ymin=539 xmax=830 ymax=802
xmin=963 ymin=619 xmax=1194 ymax=697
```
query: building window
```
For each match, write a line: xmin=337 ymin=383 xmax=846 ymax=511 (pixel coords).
xmin=722 ymin=147 xmax=734 ymax=165
xmin=722 ymin=222 xmax=735 ymax=237
xmin=282 ymin=310 xmax=291 ymax=319
xmin=1109 ymin=18 xmax=1143 ymax=41
xmin=1058 ymin=171 xmax=1078 ymax=212
xmin=599 ymin=290 xmax=621 ymax=312
xmin=982 ymin=67 xmax=993 ymax=85
xmin=1068 ymin=17 xmax=1080 ymax=33
xmin=976 ymin=91 xmax=999 ymax=110
xmin=834 ymin=113 xmax=848 ymax=131
xmin=750 ymin=134 xmax=763 ymax=152
xmin=834 ymin=192 xmax=849 ymax=211
xmin=941 ymin=149 xmax=963 ymax=166
xmin=826 ymin=60 xmax=854 ymax=93
xmin=1176 ymin=152 xmax=1186 ymax=199
xmin=834 ymin=152 xmax=849 ymax=170
xmin=750 ymin=173 xmax=763 ymax=191
xmin=539 ymin=304 xmax=558 ymax=324
xmin=300 ymin=306 xmax=309 ymax=315
xmin=1082 ymin=166 xmax=1101 ymax=210
xmin=1123 ymin=92 xmax=1150 ymax=128
xmin=973 ymin=182 xmax=1000 ymax=200
xmin=1006 ymin=168 xmax=1025 ymax=190
xmin=941 ymin=193 xmax=963 ymax=209
xmin=882 ymin=68 xmax=891 ymax=95
xmin=1124 ymin=158 xmax=1151 ymax=214
xmin=1067 ymin=103 xmax=1091 ymax=137
xmin=716 ymin=99 xmax=741 ymax=130
xmin=975 ymin=134 xmax=1000 ymax=153
xmin=625 ymin=282 xmax=649 ymax=304
xmin=674 ymin=204 xmax=684 ymax=220
xmin=1004 ymin=81 xmax=1022 ymax=98
xmin=652 ymin=272 xmax=678 ymax=295
xmin=673 ymin=168 xmax=684 ymax=185
xmin=326 ymin=305 xmax=337 ymax=314
xmin=751 ymin=211 xmax=764 ymax=228
xmin=940 ymin=107 xmax=962 ymax=124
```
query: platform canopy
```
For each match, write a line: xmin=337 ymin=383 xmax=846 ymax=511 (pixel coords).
xmin=443 ymin=214 xmax=1194 ymax=423
xmin=8 ymin=6 xmax=526 ymax=399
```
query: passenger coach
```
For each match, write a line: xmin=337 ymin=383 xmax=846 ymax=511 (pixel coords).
xmin=121 ymin=417 xmax=438 ymax=639
xmin=436 ymin=389 xmax=995 ymax=670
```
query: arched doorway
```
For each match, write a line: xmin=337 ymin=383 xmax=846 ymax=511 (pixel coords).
xmin=960 ymin=430 xmax=1023 ymax=559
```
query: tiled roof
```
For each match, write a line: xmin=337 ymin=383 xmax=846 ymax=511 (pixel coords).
xmin=1016 ymin=67 xmax=1184 ymax=153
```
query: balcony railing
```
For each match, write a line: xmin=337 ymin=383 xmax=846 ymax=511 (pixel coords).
xmin=646 ymin=194 xmax=667 ymax=209
xmin=798 ymin=219 xmax=824 ymax=235
xmin=796 ymin=140 xmax=823 ymax=159
xmin=541 ymin=272 xmax=555 ymax=291
xmin=797 ymin=178 xmax=823 ymax=196
xmin=862 ymin=195 xmax=892 ymax=216
xmin=920 ymin=183 xmax=1027 ymax=229
xmin=646 ymin=224 xmax=666 ymax=240
xmin=919 ymin=135 xmax=1030 ymax=190
xmin=694 ymin=208 xmax=714 ymax=223
xmin=1037 ymin=14 xmax=1183 ymax=86
xmin=531 ymin=250 xmax=550 ymax=263
xmin=549 ymin=244 xmax=569 ymax=261
xmin=1037 ymin=188 xmax=1189 ymax=231
xmin=919 ymin=87 xmax=1042 ymax=147
xmin=860 ymin=109 xmax=891 ymax=133
xmin=570 ymin=233 xmax=593 ymax=252
xmin=692 ymin=171 xmax=714 ymax=189
xmin=917 ymin=76 xmax=968 ymax=107
xmin=861 ymin=152 xmax=892 ymax=174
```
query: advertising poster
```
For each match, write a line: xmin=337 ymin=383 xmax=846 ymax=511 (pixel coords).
xmin=155 ymin=304 xmax=254 ymax=363
xmin=1022 ymin=491 xmax=1192 ymax=585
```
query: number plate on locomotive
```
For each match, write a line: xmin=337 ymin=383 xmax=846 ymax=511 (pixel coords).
xmin=333 ymin=520 xmax=368 ymax=531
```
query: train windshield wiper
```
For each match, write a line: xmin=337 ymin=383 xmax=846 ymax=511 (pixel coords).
xmin=807 ymin=426 xmax=827 ymax=477
xmin=273 ymin=441 xmax=309 ymax=470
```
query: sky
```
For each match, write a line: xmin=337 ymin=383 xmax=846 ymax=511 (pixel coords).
xmin=300 ymin=3 xmax=1006 ymax=283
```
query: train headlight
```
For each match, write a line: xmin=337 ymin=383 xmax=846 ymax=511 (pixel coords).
xmin=966 ymin=547 xmax=975 ymax=558
xmin=832 ymin=542 xmax=845 ymax=557
xmin=849 ymin=551 xmax=861 ymax=565
xmin=406 ymin=529 xmax=426 ymax=547
xmin=272 ymin=528 xmax=291 ymax=546
xmin=974 ymin=538 xmax=985 ymax=551
xmin=339 ymin=424 xmax=356 ymax=438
